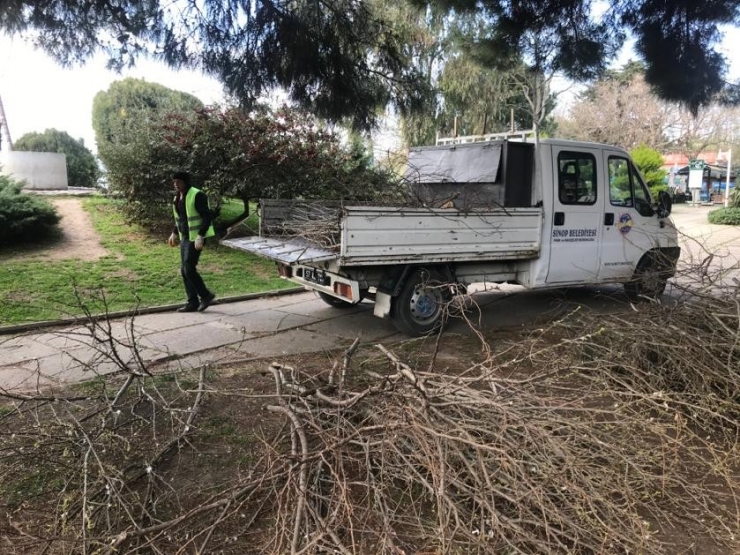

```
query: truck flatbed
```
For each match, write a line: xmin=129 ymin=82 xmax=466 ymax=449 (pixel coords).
xmin=223 ymin=205 xmax=542 ymax=266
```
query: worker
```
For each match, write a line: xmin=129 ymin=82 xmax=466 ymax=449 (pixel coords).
xmin=168 ymin=171 xmax=217 ymax=312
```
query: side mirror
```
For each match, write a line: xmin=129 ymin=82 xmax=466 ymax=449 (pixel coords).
xmin=657 ymin=190 xmax=672 ymax=218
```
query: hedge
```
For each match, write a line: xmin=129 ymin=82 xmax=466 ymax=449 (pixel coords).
xmin=707 ymin=207 xmax=740 ymax=226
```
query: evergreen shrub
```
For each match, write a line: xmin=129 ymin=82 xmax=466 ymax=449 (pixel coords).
xmin=0 ymin=174 xmax=61 ymax=245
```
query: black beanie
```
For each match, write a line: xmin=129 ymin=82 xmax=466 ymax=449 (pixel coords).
xmin=172 ymin=171 xmax=191 ymax=185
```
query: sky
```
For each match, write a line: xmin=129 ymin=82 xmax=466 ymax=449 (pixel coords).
xmin=0 ymin=34 xmax=226 ymax=153
xmin=1 ymin=25 xmax=740 ymax=155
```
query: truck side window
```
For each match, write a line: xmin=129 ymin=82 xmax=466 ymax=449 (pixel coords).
xmin=608 ymin=157 xmax=634 ymax=207
xmin=558 ymin=152 xmax=596 ymax=205
xmin=608 ymin=157 xmax=654 ymax=216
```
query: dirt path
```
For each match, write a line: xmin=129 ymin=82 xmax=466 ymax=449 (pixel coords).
xmin=9 ymin=197 xmax=109 ymax=262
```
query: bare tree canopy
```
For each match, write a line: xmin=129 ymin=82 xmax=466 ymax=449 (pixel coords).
xmin=0 ymin=0 xmax=429 ymax=131
xmin=415 ymin=0 xmax=740 ymax=113
xmin=559 ymin=69 xmax=740 ymax=158
xmin=557 ymin=75 xmax=673 ymax=150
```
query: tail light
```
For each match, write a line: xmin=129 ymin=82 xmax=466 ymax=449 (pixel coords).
xmin=333 ymin=282 xmax=353 ymax=301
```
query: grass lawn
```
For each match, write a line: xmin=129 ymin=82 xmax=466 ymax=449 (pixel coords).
xmin=0 ymin=197 xmax=291 ymax=326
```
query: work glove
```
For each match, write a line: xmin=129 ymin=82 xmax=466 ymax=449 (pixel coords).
xmin=194 ymin=235 xmax=204 ymax=251
xmin=168 ymin=233 xmax=178 ymax=247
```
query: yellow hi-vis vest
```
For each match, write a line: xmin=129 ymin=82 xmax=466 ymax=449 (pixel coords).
xmin=173 ymin=187 xmax=216 ymax=241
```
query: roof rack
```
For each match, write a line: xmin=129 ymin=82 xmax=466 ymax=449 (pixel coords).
xmin=436 ymin=129 xmax=535 ymax=146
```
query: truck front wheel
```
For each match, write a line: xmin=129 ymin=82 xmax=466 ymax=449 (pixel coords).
xmin=625 ymin=259 xmax=667 ymax=301
xmin=392 ymin=269 xmax=450 ymax=336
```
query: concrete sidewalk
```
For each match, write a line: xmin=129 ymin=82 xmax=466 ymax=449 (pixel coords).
xmin=1 ymin=203 xmax=737 ymax=393
xmin=0 ymin=283 xmax=646 ymax=393
xmin=0 ymin=291 xmax=403 ymax=392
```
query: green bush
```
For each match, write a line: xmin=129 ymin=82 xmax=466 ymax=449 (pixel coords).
xmin=104 ymin=104 xmax=399 ymax=232
xmin=707 ymin=207 xmax=740 ymax=225
xmin=0 ymin=174 xmax=61 ymax=244
xmin=630 ymin=144 xmax=667 ymax=194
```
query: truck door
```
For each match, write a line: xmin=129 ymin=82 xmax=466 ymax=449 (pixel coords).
xmin=598 ymin=151 xmax=660 ymax=281
xmin=546 ymin=148 xmax=602 ymax=283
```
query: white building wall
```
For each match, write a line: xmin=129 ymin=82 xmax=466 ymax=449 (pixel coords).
xmin=0 ymin=150 xmax=68 ymax=190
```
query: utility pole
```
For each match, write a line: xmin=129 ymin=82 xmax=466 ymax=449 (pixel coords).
xmin=725 ymin=148 xmax=733 ymax=208
xmin=0 ymin=92 xmax=12 ymax=151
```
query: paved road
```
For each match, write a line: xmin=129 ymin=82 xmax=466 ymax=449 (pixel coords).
xmin=1 ymin=204 xmax=737 ymax=393
xmin=0 ymin=284 xmax=632 ymax=393
xmin=670 ymin=203 xmax=740 ymax=287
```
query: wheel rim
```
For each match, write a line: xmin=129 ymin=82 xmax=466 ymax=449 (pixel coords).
xmin=409 ymin=284 xmax=444 ymax=325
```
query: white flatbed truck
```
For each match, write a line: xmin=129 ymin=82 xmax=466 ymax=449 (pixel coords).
xmin=223 ymin=138 xmax=680 ymax=336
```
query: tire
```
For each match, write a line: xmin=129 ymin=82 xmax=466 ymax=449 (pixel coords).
xmin=391 ymin=269 xmax=450 ymax=336
xmin=625 ymin=259 xmax=667 ymax=301
xmin=317 ymin=291 xmax=355 ymax=308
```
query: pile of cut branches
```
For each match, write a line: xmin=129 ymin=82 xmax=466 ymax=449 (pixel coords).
xmin=1 ymin=267 xmax=738 ymax=554
xmin=256 ymin=171 xmax=509 ymax=249
xmin=258 ymin=323 xmax=739 ymax=554
xmin=266 ymin=200 xmax=344 ymax=249
xmin=0 ymin=368 xmax=209 ymax=554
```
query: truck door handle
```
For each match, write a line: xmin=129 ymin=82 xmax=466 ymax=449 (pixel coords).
xmin=554 ymin=212 xmax=565 ymax=226
xmin=604 ymin=213 xmax=614 ymax=226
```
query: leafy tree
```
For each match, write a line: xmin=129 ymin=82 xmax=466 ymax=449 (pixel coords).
xmin=433 ymin=56 xmax=558 ymax=140
xmin=415 ymin=0 xmax=740 ymax=114
xmin=630 ymin=144 xmax=668 ymax=197
xmin=0 ymin=173 xmax=60 ymax=245
xmin=601 ymin=59 xmax=647 ymax=87
xmin=374 ymin=1 xmax=449 ymax=147
xmin=92 ymin=78 xmax=204 ymax=170
xmin=1 ymin=0 xmax=428 ymax=131
xmin=13 ymin=129 xmax=99 ymax=188
xmin=105 ymin=104 xmax=398 ymax=232
xmin=438 ymin=57 xmax=500 ymax=137
xmin=391 ymin=8 xmax=555 ymax=147
xmin=8 ymin=1 xmax=738 ymax=129
xmin=437 ymin=56 xmax=514 ymax=136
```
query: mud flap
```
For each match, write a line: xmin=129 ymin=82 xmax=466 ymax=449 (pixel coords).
xmin=374 ymin=291 xmax=392 ymax=318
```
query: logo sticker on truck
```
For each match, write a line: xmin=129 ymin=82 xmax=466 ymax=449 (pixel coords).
xmin=617 ymin=213 xmax=633 ymax=235
xmin=551 ymin=228 xmax=598 ymax=242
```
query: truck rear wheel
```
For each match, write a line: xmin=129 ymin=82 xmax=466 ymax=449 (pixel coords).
xmin=392 ymin=269 xmax=450 ymax=336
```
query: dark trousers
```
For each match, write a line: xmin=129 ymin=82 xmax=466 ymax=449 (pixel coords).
xmin=180 ymin=238 xmax=212 ymax=305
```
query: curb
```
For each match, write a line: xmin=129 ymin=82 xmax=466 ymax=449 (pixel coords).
xmin=0 ymin=287 xmax=306 ymax=336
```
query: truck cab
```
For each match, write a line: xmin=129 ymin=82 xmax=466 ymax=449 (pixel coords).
xmin=532 ymin=140 xmax=679 ymax=295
